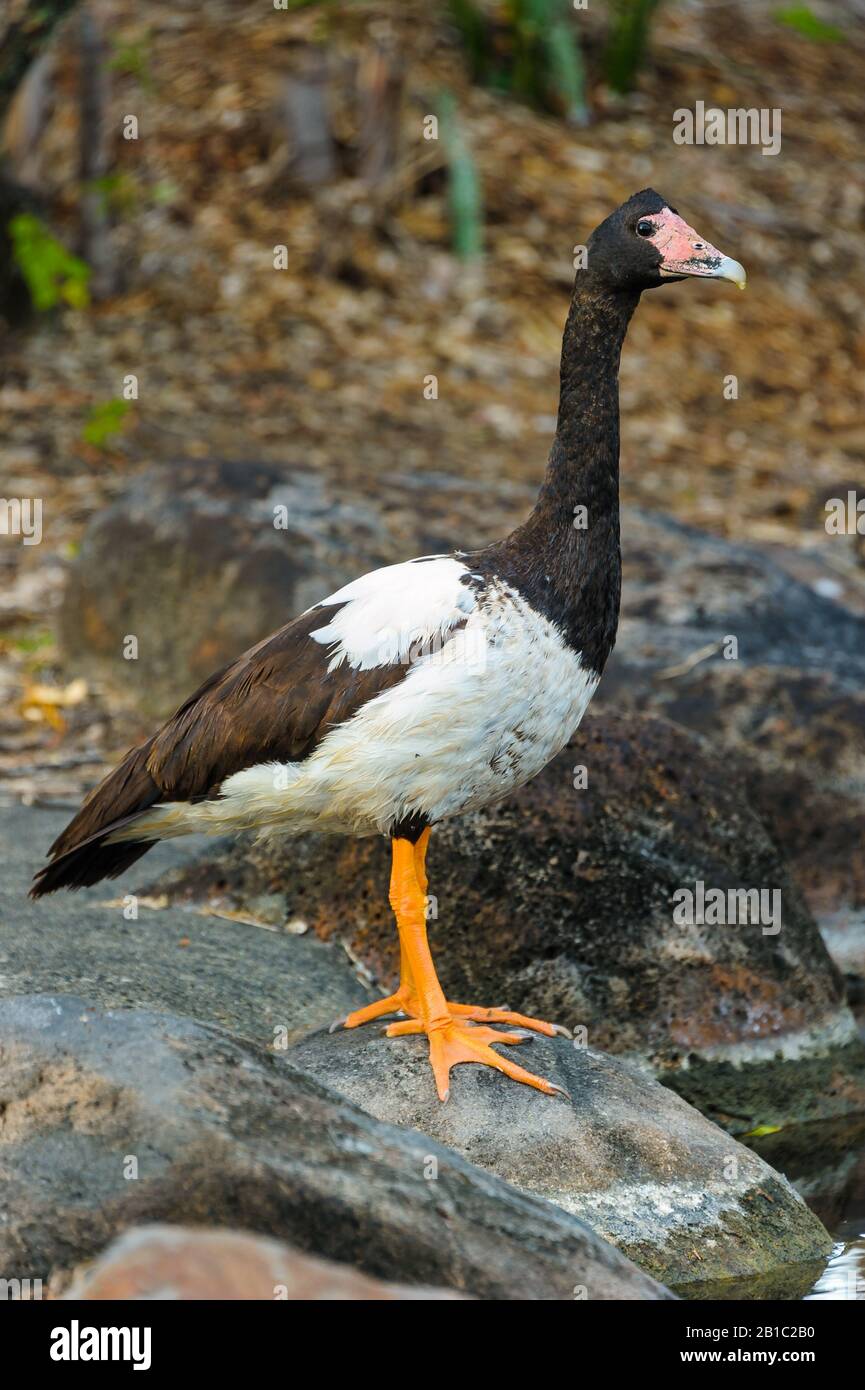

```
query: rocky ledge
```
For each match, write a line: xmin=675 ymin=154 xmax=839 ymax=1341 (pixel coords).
xmin=0 ymin=993 xmax=670 ymax=1302
xmin=289 ymin=1024 xmax=830 ymax=1297
xmin=1 ymin=809 xmax=832 ymax=1299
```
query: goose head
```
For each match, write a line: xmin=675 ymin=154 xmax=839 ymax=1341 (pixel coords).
xmin=587 ymin=188 xmax=746 ymax=293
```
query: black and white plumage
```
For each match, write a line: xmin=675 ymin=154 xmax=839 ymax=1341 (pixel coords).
xmin=129 ymin=558 xmax=599 ymax=837
xmin=31 ymin=551 xmax=600 ymax=887
xmin=31 ymin=190 xmax=744 ymax=1101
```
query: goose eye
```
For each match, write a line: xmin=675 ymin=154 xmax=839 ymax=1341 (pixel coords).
xmin=636 ymin=220 xmax=655 ymax=237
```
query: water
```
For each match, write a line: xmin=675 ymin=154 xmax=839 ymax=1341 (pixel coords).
xmin=744 ymin=1117 xmax=865 ymax=1301
xmin=806 ymin=1225 xmax=865 ymax=1300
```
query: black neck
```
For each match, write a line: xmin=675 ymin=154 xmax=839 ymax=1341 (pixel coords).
xmin=488 ymin=279 xmax=639 ymax=675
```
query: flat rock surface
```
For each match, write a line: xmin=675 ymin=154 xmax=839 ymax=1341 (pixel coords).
xmin=288 ymin=1024 xmax=831 ymax=1296
xmin=0 ymin=994 xmax=671 ymax=1301
xmin=0 ymin=804 xmax=368 ymax=1046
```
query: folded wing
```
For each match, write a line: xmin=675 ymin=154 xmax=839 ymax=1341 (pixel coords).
xmin=30 ymin=556 xmax=478 ymax=895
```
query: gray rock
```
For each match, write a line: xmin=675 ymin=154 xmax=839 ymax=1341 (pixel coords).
xmin=0 ymin=994 xmax=671 ymax=1301
xmin=58 ymin=461 xmax=397 ymax=718
xmin=613 ymin=510 xmax=865 ymax=691
xmin=607 ymin=510 xmax=865 ymax=963
xmin=288 ymin=1023 xmax=831 ymax=1297
xmin=0 ymin=805 xmax=369 ymax=1047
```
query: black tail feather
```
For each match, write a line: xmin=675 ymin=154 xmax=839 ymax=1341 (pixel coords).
xmin=29 ymin=837 xmax=156 ymax=897
xmin=30 ymin=737 xmax=162 ymax=897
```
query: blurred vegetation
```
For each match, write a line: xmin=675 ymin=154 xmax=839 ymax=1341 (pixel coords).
xmin=439 ymin=92 xmax=484 ymax=260
xmin=775 ymin=6 xmax=842 ymax=43
xmin=8 ymin=213 xmax=90 ymax=311
xmin=603 ymin=0 xmax=662 ymax=94
xmin=446 ymin=0 xmax=674 ymax=109
xmin=107 ymin=32 xmax=156 ymax=91
xmin=5 ymin=629 xmax=55 ymax=658
xmin=85 ymin=170 xmax=179 ymax=220
xmin=447 ymin=0 xmax=588 ymax=124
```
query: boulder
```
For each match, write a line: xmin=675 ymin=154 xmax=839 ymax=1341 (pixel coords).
xmin=288 ymin=1024 xmax=830 ymax=1297
xmin=164 ymin=710 xmax=865 ymax=1134
xmin=607 ymin=510 xmax=865 ymax=977
xmin=1 ymin=753 xmax=836 ymax=1297
xmin=0 ymin=805 xmax=369 ymax=1048
xmin=0 ymin=994 xmax=671 ymax=1301
xmin=62 ymin=1225 xmax=468 ymax=1300
xmin=58 ymin=461 xmax=397 ymax=718
xmin=612 ymin=511 xmax=865 ymax=695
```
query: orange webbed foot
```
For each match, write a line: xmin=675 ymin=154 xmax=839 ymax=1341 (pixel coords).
xmin=334 ymin=995 xmax=569 ymax=1040
xmin=332 ymin=994 xmax=570 ymax=1100
xmin=334 ymin=990 xmax=412 ymax=1032
xmin=382 ymin=1015 xmax=567 ymax=1101
xmin=446 ymin=1002 xmax=572 ymax=1038
xmin=421 ymin=1019 xmax=568 ymax=1103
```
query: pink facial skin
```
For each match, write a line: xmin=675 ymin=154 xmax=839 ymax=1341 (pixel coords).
xmin=644 ymin=207 xmax=728 ymax=278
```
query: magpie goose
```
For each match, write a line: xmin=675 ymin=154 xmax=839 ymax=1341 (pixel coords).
xmin=32 ymin=191 xmax=745 ymax=1100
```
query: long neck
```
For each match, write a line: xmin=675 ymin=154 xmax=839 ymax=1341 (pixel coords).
xmin=493 ymin=279 xmax=639 ymax=674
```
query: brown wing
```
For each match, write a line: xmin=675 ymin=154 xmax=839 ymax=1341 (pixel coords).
xmin=146 ymin=605 xmax=410 ymax=799
xmin=30 ymin=604 xmax=409 ymax=896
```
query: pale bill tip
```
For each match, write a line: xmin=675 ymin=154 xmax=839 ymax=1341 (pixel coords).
xmin=716 ymin=255 xmax=747 ymax=290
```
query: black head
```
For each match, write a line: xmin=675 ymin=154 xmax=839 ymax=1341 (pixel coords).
xmin=586 ymin=189 xmax=746 ymax=294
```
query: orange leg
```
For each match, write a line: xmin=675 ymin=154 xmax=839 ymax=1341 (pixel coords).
xmin=336 ymin=832 xmax=569 ymax=1102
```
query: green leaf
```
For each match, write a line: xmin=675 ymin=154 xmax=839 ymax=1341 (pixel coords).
xmin=88 ymin=172 xmax=139 ymax=217
xmin=9 ymin=630 xmax=54 ymax=655
xmin=743 ymin=1123 xmax=783 ymax=1138
xmin=776 ymin=6 xmax=842 ymax=42
xmin=107 ymin=34 xmax=155 ymax=91
xmin=82 ymin=398 xmax=132 ymax=449
xmin=8 ymin=214 xmax=91 ymax=313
